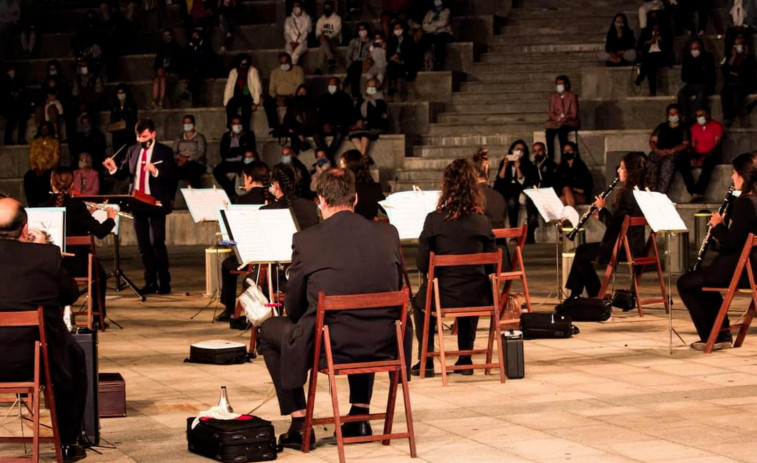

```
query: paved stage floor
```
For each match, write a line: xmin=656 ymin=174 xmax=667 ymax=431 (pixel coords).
xmin=2 ymin=244 xmax=757 ymax=463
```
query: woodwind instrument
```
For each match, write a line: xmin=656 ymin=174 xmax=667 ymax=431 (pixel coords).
xmin=84 ymin=201 xmax=134 ymax=219
xmin=690 ymin=186 xmax=735 ymax=271
xmin=566 ymin=176 xmax=619 ymax=241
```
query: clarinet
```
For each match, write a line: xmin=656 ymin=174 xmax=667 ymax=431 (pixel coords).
xmin=690 ymin=186 xmax=735 ymax=271
xmin=566 ymin=176 xmax=619 ymax=241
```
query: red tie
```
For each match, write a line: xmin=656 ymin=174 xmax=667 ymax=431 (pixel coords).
xmin=137 ymin=148 xmax=148 ymax=193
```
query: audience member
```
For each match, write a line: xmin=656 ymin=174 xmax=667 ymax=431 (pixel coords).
xmin=284 ymin=1 xmax=312 ymax=65
xmin=173 ymin=114 xmax=207 ymax=188
xmin=265 ymin=52 xmax=305 ymax=137
xmin=214 ymin=116 xmax=254 ymax=198
xmin=71 ymin=58 xmax=104 ymax=118
xmin=315 ymin=0 xmax=342 ymax=73
xmin=348 ymin=79 xmax=388 ymax=158
xmin=638 ymin=0 xmax=664 ymax=29
xmin=721 ymin=34 xmax=756 ymax=127
xmin=216 ymin=0 xmax=237 ymax=51
xmin=23 ymin=122 xmax=60 ymax=207
xmin=493 ymin=140 xmax=539 ymax=243
xmin=1 ymin=64 xmax=28 ymax=145
xmin=283 ymin=84 xmax=318 ymax=155
xmin=677 ymin=38 xmax=715 ymax=123
xmin=73 ymin=9 xmax=104 ymax=68
xmin=184 ymin=26 xmax=215 ymax=107
xmin=339 ymin=149 xmax=384 ymax=220
xmin=556 ymin=142 xmax=594 ymax=206
xmin=344 ymin=21 xmax=372 ymax=97
xmin=37 ymin=88 xmax=64 ymax=140
xmin=419 ymin=0 xmax=452 ymax=71
xmin=223 ymin=53 xmax=262 ymax=131
xmin=73 ymin=153 xmax=100 ymax=195
xmin=70 ymin=113 xmax=107 ymax=169
xmin=678 ymin=107 xmax=723 ymax=202
xmin=103 ymin=3 xmax=134 ymax=82
xmin=314 ymin=77 xmax=354 ymax=163
xmin=0 ymin=197 xmax=88 ymax=462
xmin=153 ymin=28 xmax=184 ymax=109
xmin=647 ymin=103 xmax=690 ymax=194
xmin=280 ymin=146 xmax=312 ymax=199
xmin=533 ymin=141 xmax=558 ymax=189
xmin=364 ymin=31 xmax=388 ymax=90
xmin=605 ymin=13 xmax=636 ymax=66
xmin=18 ymin=0 xmax=38 ymax=57
xmin=544 ymin=75 xmax=579 ymax=161
xmin=109 ymin=83 xmax=138 ymax=153
xmin=309 ymin=149 xmax=332 ymax=191
xmin=184 ymin=0 xmax=213 ymax=34
xmin=635 ymin=9 xmax=673 ymax=96
xmin=386 ymin=21 xmax=417 ymax=98
xmin=472 ymin=147 xmax=507 ymax=229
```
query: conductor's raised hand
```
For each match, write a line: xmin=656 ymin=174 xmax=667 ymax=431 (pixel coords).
xmin=102 ymin=157 xmax=116 ymax=172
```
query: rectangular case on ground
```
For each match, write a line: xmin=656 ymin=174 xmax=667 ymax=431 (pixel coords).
xmin=502 ymin=332 xmax=525 ymax=379
xmin=98 ymin=372 xmax=126 ymax=418
xmin=186 ymin=416 xmax=277 ymax=462
xmin=520 ymin=313 xmax=574 ymax=339
xmin=189 ymin=340 xmax=248 ymax=364
xmin=72 ymin=331 xmax=99 ymax=445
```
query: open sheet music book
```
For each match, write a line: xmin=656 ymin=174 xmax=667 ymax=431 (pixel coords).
xmin=181 ymin=188 xmax=231 ymax=223
xmin=633 ymin=190 xmax=688 ymax=232
xmin=523 ymin=188 xmax=579 ymax=227
xmin=378 ymin=188 xmax=441 ymax=240
xmin=26 ymin=207 xmax=66 ymax=252
xmin=92 ymin=204 xmax=121 ymax=235
xmin=216 ymin=204 xmax=264 ymax=241
xmin=219 ymin=208 xmax=298 ymax=265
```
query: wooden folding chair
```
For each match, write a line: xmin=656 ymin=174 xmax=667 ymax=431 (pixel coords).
xmin=303 ymin=288 xmax=416 ymax=463
xmin=598 ymin=216 xmax=669 ymax=316
xmin=493 ymin=225 xmax=533 ymax=316
xmin=0 ymin=307 xmax=63 ymax=463
xmin=419 ymin=250 xmax=505 ymax=386
xmin=701 ymin=233 xmax=757 ymax=354
xmin=65 ymin=236 xmax=102 ymax=330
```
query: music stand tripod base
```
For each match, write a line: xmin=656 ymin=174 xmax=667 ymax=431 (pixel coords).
xmin=109 ymin=233 xmax=146 ymax=302
xmin=665 ymin=231 xmax=687 ymax=354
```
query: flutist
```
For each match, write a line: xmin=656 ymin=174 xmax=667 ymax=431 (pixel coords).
xmin=677 ymin=152 xmax=757 ymax=351
xmin=103 ymin=119 xmax=178 ymax=295
xmin=565 ymin=152 xmax=647 ymax=299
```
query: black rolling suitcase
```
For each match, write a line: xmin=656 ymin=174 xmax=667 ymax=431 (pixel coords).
xmin=520 ymin=313 xmax=578 ymax=339
xmin=187 ymin=415 xmax=277 ymax=462
xmin=187 ymin=340 xmax=248 ymax=365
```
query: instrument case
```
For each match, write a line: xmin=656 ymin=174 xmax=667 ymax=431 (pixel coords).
xmin=188 ymin=340 xmax=248 ymax=365
xmin=187 ymin=415 xmax=277 ymax=462
xmin=520 ymin=313 xmax=578 ymax=339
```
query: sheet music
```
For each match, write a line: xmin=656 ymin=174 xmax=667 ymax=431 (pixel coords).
xmin=633 ymin=190 xmax=687 ymax=232
xmin=181 ymin=188 xmax=231 ymax=223
xmin=92 ymin=204 xmax=121 ymax=235
xmin=26 ymin=207 xmax=66 ymax=251
xmin=379 ymin=190 xmax=441 ymax=240
xmin=523 ymin=188 xmax=579 ymax=227
xmin=221 ymin=208 xmax=298 ymax=264
xmin=216 ymin=204 xmax=263 ymax=241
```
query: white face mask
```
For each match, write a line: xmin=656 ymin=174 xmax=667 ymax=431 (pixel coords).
xmin=327 ymin=85 xmax=337 ymax=94
xmin=292 ymin=6 xmax=301 ymax=15
xmin=117 ymin=93 xmax=126 ymax=101
xmin=280 ymin=63 xmax=291 ymax=72
xmin=183 ymin=123 xmax=194 ymax=132
xmin=556 ymin=84 xmax=565 ymax=93
xmin=49 ymin=69 xmax=58 ymax=76
xmin=80 ymin=66 xmax=89 ymax=75
xmin=358 ymin=30 xmax=367 ymax=38
xmin=366 ymin=87 xmax=377 ymax=96
xmin=394 ymin=29 xmax=403 ymax=37
xmin=691 ymin=49 xmax=701 ymax=58
xmin=232 ymin=124 xmax=242 ymax=134
xmin=668 ymin=115 xmax=679 ymax=123
xmin=735 ymin=44 xmax=744 ymax=54
xmin=243 ymin=157 xmax=254 ymax=164
xmin=697 ymin=116 xmax=707 ymax=125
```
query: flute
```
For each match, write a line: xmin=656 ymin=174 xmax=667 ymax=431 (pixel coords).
xmin=566 ymin=176 xmax=619 ymax=241
xmin=690 ymin=186 xmax=735 ymax=271
xmin=84 ymin=202 xmax=134 ymax=220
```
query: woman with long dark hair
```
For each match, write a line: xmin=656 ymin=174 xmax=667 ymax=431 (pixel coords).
xmin=109 ymin=83 xmax=138 ymax=153
xmin=605 ymin=13 xmax=636 ymax=66
xmin=263 ymin=163 xmax=319 ymax=230
xmin=412 ymin=158 xmax=496 ymax=377
xmin=556 ymin=141 xmax=594 ymax=206
xmin=565 ymin=152 xmax=646 ymax=299
xmin=339 ymin=149 xmax=384 ymax=220
xmin=678 ymin=152 xmax=757 ymax=350
xmin=493 ymin=139 xmax=539 ymax=242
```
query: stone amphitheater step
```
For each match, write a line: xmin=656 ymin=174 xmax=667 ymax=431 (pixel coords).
xmin=477 ymin=50 xmax=600 ymax=63
xmin=412 ymin=143 xmax=521 ymax=159
xmin=470 ymin=61 xmax=594 ymax=73
xmin=437 ymin=112 xmax=546 ymax=124
xmin=420 ymin=134 xmax=532 ymax=147
xmin=444 ymin=102 xmax=544 ymax=114
xmin=450 ymin=92 xmax=552 ymax=103
xmin=428 ymin=122 xmax=543 ymax=136
xmin=482 ymin=42 xmax=605 ymax=55
xmin=488 ymin=33 xmax=605 ymax=46
xmin=460 ymin=81 xmax=569 ymax=93
xmin=464 ymin=71 xmax=585 ymax=83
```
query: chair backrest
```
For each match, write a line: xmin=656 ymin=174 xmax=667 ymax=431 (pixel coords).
xmin=616 ymin=215 xmax=652 ymax=260
xmin=493 ymin=225 xmax=527 ymax=269
xmin=723 ymin=233 xmax=757 ymax=292
xmin=428 ymin=250 xmax=503 ymax=281
xmin=0 ymin=307 xmax=49 ymax=377
xmin=66 ymin=235 xmax=95 ymax=251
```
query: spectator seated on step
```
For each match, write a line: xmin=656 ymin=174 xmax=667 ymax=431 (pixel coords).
xmin=418 ymin=0 xmax=452 ymax=71
xmin=264 ymin=52 xmax=305 ymax=137
xmin=71 ymin=58 xmax=104 ymax=120
xmin=109 ymin=83 xmax=138 ymax=153
xmin=284 ymin=1 xmax=312 ymax=66
xmin=24 ymin=122 xmax=60 ymax=207
xmin=634 ymin=9 xmax=673 ymax=96
xmin=647 ymin=103 xmax=690 ymax=195
xmin=223 ymin=53 xmax=263 ymax=132
xmin=364 ymin=31 xmax=388 ymax=91
xmin=174 ymin=114 xmax=208 ymax=189
xmin=70 ymin=114 xmax=106 ymax=171
xmin=605 ymin=13 xmax=637 ymax=66
xmin=386 ymin=20 xmax=417 ymax=99
xmin=315 ymin=0 xmax=342 ymax=74
xmin=556 ymin=142 xmax=593 ymax=207
xmin=638 ymin=0 xmax=664 ymax=30
xmin=152 ymin=28 xmax=184 ymax=109
xmin=720 ymin=34 xmax=757 ymax=127
xmin=677 ymin=107 xmax=723 ymax=202
xmin=339 ymin=149 xmax=385 ymax=221
xmin=532 ymin=142 xmax=558 ymax=191
xmin=284 ymin=84 xmax=318 ymax=155
xmin=348 ymin=79 xmax=388 ymax=160
xmin=183 ymin=26 xmax=216 ymax=108
xmin=344 ymin=22 xmax=373 ymax=98
xmin=213 ymin=116 xmax=255 ymax=198
xmin=677 ymin=38 xmax=715 ymax=123
xmin=72 ymin=153 xmax=100 ymax=196
xmin=544 ymin=74 xmax=579 ymax=161
xmin=313 ymin=77 xmax=354 ymax=164
xmin=1 ymin=64 xmax=28 ymax=145
xmin=73 ymin=9 xmax=104 ymax=70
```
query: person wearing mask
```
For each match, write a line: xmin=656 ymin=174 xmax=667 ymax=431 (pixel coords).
xmin=677 ymin=39 xmax=715 ymax=123
xmin=493 ymin=140 xmax=539 ymax=243
xmin=678 ymin=152 xmax=757 ymax=351
xmin=73 ymin=152 xmax=100 ymax=195
xmin=419 ymin=0 xmax=453 ymax=71
xmin=262 ymin=162 xmax=319 ymax=227
xmin=70 ymin=113 xmax=106 ymax=170
xmin=677 ymin=107 xmax=723 ymax=202
xmin=721 ymin=34 xmax=757 ymax=127
xmin=544 ymin=75 xmax=579 ymax=161
xmin=638 ymin=0 xmax=664 ymax=29
xmin=173 ymin=114 xmax=207 ymax=189
xmin=471 ymin=148 xmax=507 ymax=230
xmin=1 ymin=64 xmax=28 ymax=145
xmin=339 ymin=149 xmax=384 ymax=220
xmin=37 ymin=88 xmax=64 ymax=141
xmin=365 ymin=31 xmax=388 ymax=90
xmin=533 ymin=141 xmax=558 ymax=190
xmin=23 ymin=122 xmax=60 ymax=207
xmin=314 ymin=77 xmax=354 ymax=163
xmin=71 ymin=59 xmax=104 ymax=119
xmin=284 ymin=1 xmax=312 ymax=65
xmin=556 ymin=142 xmax=593 ymax=206
xmin=213 ymin=116 xmax=254 ymax=198
xmin=280 ymin=146 xmax=312 ymax=199
xmin=647 ymin=103 xmax=690 ymax=194
xmin=344 ymin=22 xmax=372 ymax=98
xmin=283 ymin=84 xmax=317 ymax=155
xmin=235 ymin=160 xmax=269 ymax=204
xmin=264 ymin=52 xmax=305 ymax=137
xmin=153 ymin=28 xmax=184 ymax=109
xmin=216 ymin=0 xmax=237 ymax=51
xmin=184 ymin=26 xmax=215 ymax=108
xmin=315 ymin=0 xmax=342 ymax=73
xmin=348 ymin=79 xmax=388 ymax=158
xmin=634 ymin=9 xmax=673 ymax=96
xmin=565 ymin=152 xmax=647 ymax=299
xmin=223 ymin=53 xmax=262 ymax=131
xmin=310 ymin=149 xmax=332 ymax=192
xmin=74 ymin=9 xmax=104 ymax=67
xmin=109 ymin=83 xmax=138 ymax=154
xmin=386 ymin=21 xmax=416 ymax=99
xmin=605 ymin=13 xmax=636 ymax=66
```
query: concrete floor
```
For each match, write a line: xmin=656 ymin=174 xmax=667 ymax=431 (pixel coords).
xmin=2 ymin=243 xmax=757 ymax=463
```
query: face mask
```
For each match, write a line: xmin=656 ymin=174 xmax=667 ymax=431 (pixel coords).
xmin=243 ymin=157 xmax=254 ymax=164
xmin=697 ymin=116 xmax=707 ymax=125
xmin=140 ymin=139 xmax=153 ymax=149
xmin=556 ymin=84 xmax=565 ymax=93
xmin=239 ymin=62 xmax=249 ymax=70
xmin=7 ymin=71 xmax=15 ymax=79
xmin=327 ymin=85 xmax=337 ymax=94
xmin=563 ymin=152 xmax=575 ymax=161
xmin=668 ymin=115 xmax=679 ymax=123
xmin=280 ymin=63 xmax=291 ymax=72
xmin=183 ymin=123 xmax=194 ymax=132
xmin=281 ymin=155 xmax=292 ymax=164
xmin=394 ymin=29 xmax=403 ymax=37
xmin=117 ymin=93 xmax=126 ymax=101
xmin=324 ymin=8 xmax=333 ymax=16
xmin=534 ymin=154 xmax=545 ymax=163
xmin=735 ymin=45 xmax=744 ymax=54
xmin=615 ymin=21 xmax=623 ymax=28
xmin=292 ymin=6 xmax=301 ymax=15
xmin=163 ymin=35 xmax=172 ymax=43
xmin=232 ymin=124 xmax=242 ymax=134
xmin=78 ymin=161 xmax=89 ymax=169
xmin=81 ymin=124 xmax=91 ymax=132
xmin=366 ymin=87 xmax=377 ymax=96
xmin=358 ymin=30 xmax=367 ymax=38
xmin=80 ymin=67 xmax=89 ymax=75
xmin=691 ymin=49 xmax=701 ymax=58
xmin=49 ymin=69 xmax=58 ymax=76
xmin=374 ymin=40 xmax=382 ymax=46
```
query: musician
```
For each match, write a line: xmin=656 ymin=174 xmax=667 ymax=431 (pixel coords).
xmin=42 ymin=167 xmax=116 ymax=326
xmin=493 ymin=140 xmax=539 ymax=243
xmin=412 ymin=158 xmax=497 ymax=377
xmin=565 ymin=152 xmax=646 ymax=299
xmin=259 ymin=168 xmax=404 ymax=449
xmin=0 ymin=198 xmax=88 ymax=462
xmin=472 ymin=147 xmax=507 ymax=229
xmin=678 ymin=152 xmax=757 ymax=351
xmin=234 ymin=160 xmax=269 ymax=205
xmin=103 ymin=118 xmax=178 ymax=295
xmin=338 ymin=149 xmax=384 ymax=221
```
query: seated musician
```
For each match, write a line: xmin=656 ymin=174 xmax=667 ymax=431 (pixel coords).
xmin=42 ymin=167 xmax=116 ymax=327
xmin=234 ymin=160 xmax=270 ymax=204
xmin=565 ymin=152 xmax=646 ymax=299
xmin=678 ymin=152 xmax=757 ymax=351
xmin=259 ymin=168 xmax=404 ymax=449
xmin=0 ymin=198 xmax=88 ymax=462
xmin=412 ymin=158 xmax=497 ymax=378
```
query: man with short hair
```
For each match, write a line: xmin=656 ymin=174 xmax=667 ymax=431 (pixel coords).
xmin=678 ymin=107 xmax=723 ymax=202
xmin=259 ymin=168 xmax=404 ymax=450
xmin=173 ymin=114 xmax=207 ymax=189
xmin=264 ymin=52 xmax=305 ymax=137
xmin=532 ymin=141 xmax=558 ymax=190
xmin=315 ymin=0 xmax=342 ymax=73
xmin=214 ymin=116 xmax=255 ymax=198
xmin=70 ymin=114 xmax=107 ymax=171
xmin=0 ymin=198 xmax=87 ymax=462
xmin=314 ymin=76 xmax=353 ymax=163
xmin=281 ymin=146 xmax=312 ymax=199
xmin=677 ymin=39 xmax=715 ymax=123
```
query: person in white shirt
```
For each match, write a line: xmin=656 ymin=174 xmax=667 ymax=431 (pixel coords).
xmin=284 ymin=1 xmax=312 ymax=65
xmin=315 ymin=0 xmax=342 ymax=73
xmin=419 ymin=0 xmax=453 ymax=71
xmin=638 ymin=0 xmax=664 ymax=29
xmin=223 ymin=53 xmax=262 ymax=131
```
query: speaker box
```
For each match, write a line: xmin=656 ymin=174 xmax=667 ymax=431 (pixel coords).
xmin=72 ymin=331 xmax=99 ymax=445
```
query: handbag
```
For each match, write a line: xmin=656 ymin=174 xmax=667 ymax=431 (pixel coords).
xmin=237 ymin=278 xmax=277 ymax=327
xmin=610 ymin=289 xmax=636 ymax=312
xmin=500 ymin=293 xmax=522 ymax=330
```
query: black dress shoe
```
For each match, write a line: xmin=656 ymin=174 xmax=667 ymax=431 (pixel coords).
xmin=157 ymin=285 xmax=171 ymax=295
xmin=410 ymin=361 xmax=435 ymax=377
xmin=215 ymin=311 xmax=232 ymax=322
xmin=62 ymin=444 xmax=87 ymax=462
xmin=230 ymin=316 xmax=250 ymax=330
xmin=278 ymin=427 xmax=315 ymax=451
xmin=453 ymin=358 xmax=474 ymax=376
xmin=140 ymin=283 xmax=159 ymax=294
xmin=341 ymin=420 xmax=372 ymax=439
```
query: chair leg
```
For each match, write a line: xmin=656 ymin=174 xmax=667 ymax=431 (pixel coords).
xmin=302 ymin=368 xmax=319 ymax=453
xmin=632 ymin=268 xmax=644 ymax=317
xmin=33 ymin=385 xmax=40 ymax=463
xmin=705 ymin=297 xmax=735 ymax=353
xmin=485 ymin=313 xmax=495 ymax=376
xmin=382 ymin=371 xmax=399 ymax=446
xmin=419 ymin=307 xmax=432 ymax=380
xmin=395 ymin=323 xmax=417 ymax=458
xmin=435 ymin=311 xmax=449 ymax=387
xmin=492 ymin=308 xmax=506 ymax=384
xmin=734 ymin=301 xmax=756 ymax=348
xmin=521 ymin=274 xmax=533 ymax=313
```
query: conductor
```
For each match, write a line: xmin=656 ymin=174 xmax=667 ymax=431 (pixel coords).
xmin=103 ymin=118 xmax=178 ymax=294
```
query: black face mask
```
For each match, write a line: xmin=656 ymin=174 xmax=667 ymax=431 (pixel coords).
xmin=563 ymin=152 xmax=575 ymax=161
xmin=535 ymin=154 xmax=546 ymax=163
xmin=140 ymin=139 xmax=153 ymax=149
xmin=324 ymin=9 xmax=333 ymax=16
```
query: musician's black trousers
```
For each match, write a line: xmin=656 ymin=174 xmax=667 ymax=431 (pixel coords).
xmin=677 ymin=256 xmax=737 ymax=342
xmin=133 ymin=210 xmax=170 ymax=287
xmin=221 ymin=255 xmax=240 ymax=316
xmin=565 ymin=243 xmax=602 ymax=297
xmin=259 ymin=317 xmax=375 ymax=416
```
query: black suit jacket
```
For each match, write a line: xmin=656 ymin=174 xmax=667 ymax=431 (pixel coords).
xmin=480 ymin=183 xmax=507 ymax=229
xmin=355 ymin=181 xmax=385 ymax=221
xmin=112 ymin=142 xmax=178 ymax=212
xmin=280 ymin=211 xmax=403 ymax=390
xmin=0 ymin=240 xmax=80 ymax=385
xmin=261 ymin=197 xmax=320 ymax=230
xmin=705 ymin=195 xmax=757 ymax=285
xmin=234 ymin=187 xmax=267 ymax=205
